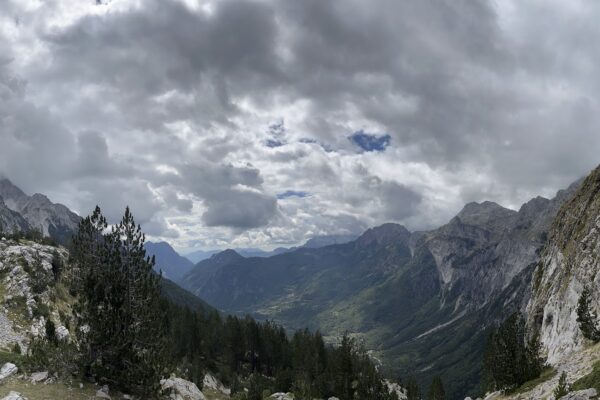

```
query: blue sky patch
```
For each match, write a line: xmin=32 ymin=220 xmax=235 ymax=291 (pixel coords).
xmin=277 ymin=190 xmax=310 ymax=199
xmin=349 ymin=131 xmax=391 ymax=152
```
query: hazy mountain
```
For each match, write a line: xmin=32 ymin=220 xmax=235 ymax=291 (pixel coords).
xmin=0 ymin=178 xmax=80 ymax=244
xmin=181 ymin=181 xmax=581 ymax=399
xmin=184 ymin=234 xmax=356 ymax=263
xmin=145 ymin=241 xmax=195 ymax=282
xmin=185 ymin=249 xmax=220 ymax=264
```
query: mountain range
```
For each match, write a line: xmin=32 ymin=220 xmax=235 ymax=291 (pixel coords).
xmin=0 ymin=178 xmax=80 ymax=244
xmin=175 ymin=177 xmax=582 ymax=399
xmin=3 ymin=170 xmax=600 ymax=399
xmin=183 ymin=233 xmax=357 ymax=263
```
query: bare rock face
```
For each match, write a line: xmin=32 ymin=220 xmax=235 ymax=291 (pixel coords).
xmin=0 ymin=178 xmax=80 ymax=244
xmin=558 ymin=388 xmax=598 ymax=400
xmin=526 ymin=165 xmax=600 ymax=364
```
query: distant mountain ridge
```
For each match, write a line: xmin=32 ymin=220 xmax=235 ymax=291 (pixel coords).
xmin=180 ymin=178 xmax=583 ymax=399
xmin=0 ymin=178 xmax=80 ymax=244
xmin=145 ymin=241 xmax=196 ymax=282
xmin=184 ymin=233 xmax=358 ymax=263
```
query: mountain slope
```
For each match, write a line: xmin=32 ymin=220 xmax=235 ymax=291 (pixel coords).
xmin=145 ymin=241 xmax=195 ymax=282
xmin=0 ymin=179 xmax=80 ymax=244
xmin=526 ymin=165 xmax=600 ymax=364
xmin=182 ymin=184 xmax=580 ymax=399
xmin=0 ymin=197 xmax=30 ymax=234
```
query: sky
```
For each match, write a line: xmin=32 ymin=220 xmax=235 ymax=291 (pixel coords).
xmin=0 ymin=0 xmax=599 ymax=252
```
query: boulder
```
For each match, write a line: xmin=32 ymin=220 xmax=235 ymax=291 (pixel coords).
xmin=270 ymin=393 xmax=294 ymax=400
xmin=56 ymin=326 xmax=70 ymax=342
xmin=202 ymin=373 xmax=231 ymax=395
xmin=1 ymin=392 xmax=26 ymax=400
xmin=328 ymin=397 xmax=341 ymax=400
xmin=30 ymin=371 xmax=48 ymax=383
xmin=96 ymin=384 xmax=111 ymax=399
xmin=559 ymin=389 xmax=598 ymax=400
xmin=161 ymin=377 xmax=206 ymax=400
xmin=0 ymin=363 xmax=18 ymax=381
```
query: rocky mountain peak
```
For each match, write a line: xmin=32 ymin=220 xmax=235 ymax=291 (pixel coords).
xmin=356 ymin=223 xmax=411 ymax=247
xmin=455 ymin=200 xmax=516 ymax=229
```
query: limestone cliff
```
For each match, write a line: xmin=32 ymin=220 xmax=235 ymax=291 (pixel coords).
xmin=526 ymin=165 xmax=600 ymax=364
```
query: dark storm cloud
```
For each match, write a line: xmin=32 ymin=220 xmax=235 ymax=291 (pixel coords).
xmin=1 ymin=0 xmax=599 ymax=248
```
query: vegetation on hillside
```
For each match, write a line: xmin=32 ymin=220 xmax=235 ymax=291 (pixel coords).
xmin=577 ymin=287 xmax=600 ymax=342
xmin=20 ymin=206 xmax=400 ymax=399
xmin=482 ymin=313 xmax=544 ymax=393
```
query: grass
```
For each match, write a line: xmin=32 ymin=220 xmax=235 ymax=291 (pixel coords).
xmin=0 ymin=376 xmax=108 ymax=400
xmin=572 ymin=360 xmax=600 ymax=392
xmin=506 ymin=367 xmax=557 ymax=395
xmin=204 ymin=387 xmax=231 ymax=399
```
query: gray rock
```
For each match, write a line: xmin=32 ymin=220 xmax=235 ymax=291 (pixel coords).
xmin=160 ymin=377 xmax=205 ymax=400
xmin=56 ymin=325 xmax=70 ymax=342
xmin=1 ymin=392 xmax=27 ymax=400
xmin=30 ymin=371 xmax=48 ymax=383
xmin=0 ymin=363 xmax=18 ymax=381
xmin=559 ymin=389 xmax=598 ymax=400
xmin=202 ymin=373 xmax=230 ymax=395
xmin=96 ymin=390 xmax=111 ymax=399
xmin=96 ymin=384 xmax=111 ymax=399
xmin=269 ymin=393 xmax=293 ymax=400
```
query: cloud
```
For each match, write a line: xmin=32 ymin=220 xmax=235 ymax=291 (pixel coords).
xmin=0 ymin=0 xmax=598 ymax=250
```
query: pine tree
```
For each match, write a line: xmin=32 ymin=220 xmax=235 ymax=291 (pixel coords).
xmin=576 ymin=287 xmax=600 ymax=342
xmin=71 ymin=206 xmax=167 ymax=397
xmin=406 ymin=376 xmax=421 ymax=400
xmin=482 ymin=313 xmax=544 ymax=392
xmin=553 ymin=371 xmax=569 ymax=399
xmin=427 ymin=376 xmax=446 ymax=400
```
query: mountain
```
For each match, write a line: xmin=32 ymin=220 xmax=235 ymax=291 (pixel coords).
xmin=0 ymin=197 xmax=29 ymax=234
xmin=526 ymin=165 xmax=600 ymax=364
xmin=184 ymin=234 xmax=356 ymax=263
xmin=181 ymin=181 xmax=581 ymax=399
xmin=145 ymin=241 xmax=195 ymax=282
xmin=185 ymin=249 xmax=220 ymax=263
xmin=0 ymin=178 xmax=80 ymax=244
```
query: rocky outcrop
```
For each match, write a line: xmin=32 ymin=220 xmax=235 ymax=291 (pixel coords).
xmin=559 ymin=389 xmax=598 ymax=400
xmin=1 ymin=392 xmax=27 ymax=400
xmin=202 ymin=373 xmax=230 ymax=395
xmin=526 ymin=165 xmax=600 ymax=363
xmin=160 ymin=377 xmax=206 ymax=400
xmin=0 ymin=363 xmax=18 ymax=382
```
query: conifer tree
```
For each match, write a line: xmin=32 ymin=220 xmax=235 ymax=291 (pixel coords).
xmin=482 ymin=313 xmax=544 ymax=392
xmin=576 ymin=287 xmax=600 ymax=342
xmin=553 ymin=371 xmax=569 ymax=399
xmin=406 ymin=376 xmax=421 ymax=400
xmin=71 ymin=206 xmax=167 ymax=397
xmin=427 ymin=376 xmax=446 ymax=400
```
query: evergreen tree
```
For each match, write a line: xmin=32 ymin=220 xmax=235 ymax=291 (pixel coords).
xmin=406 ymin=376 xmax=421 ymax=400
xmin=576 ymin=287 xmax=600 ymax=342
xmin=482 ymin=313 xmax=544 ymax=392
xmin=427 ymin=376 xmax=445 ymax=400
xmin=553 ymin=371 xmax=569 ymax=399
xmin=71 ymin=206 xmax=167 ymax=397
